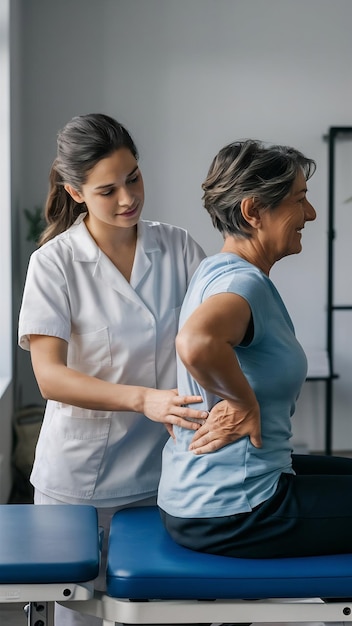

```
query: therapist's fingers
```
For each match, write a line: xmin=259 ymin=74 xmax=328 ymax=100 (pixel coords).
xmin=173 ymin=393 xmax=204 ymax=406
xmin=170 ymin=391 xmax=205 ymax=411
xmin=142 ymin=388 xmax=207 ymax=430
xmin=172 ymin=395 xmax=209 ymax=428
xmin=164 ymin=423 xmax=175 ymax=439
xmin=172 ymin=393 xmax=208 ymax=425
xmin=169 ymin=408 xmax=208 ymax=431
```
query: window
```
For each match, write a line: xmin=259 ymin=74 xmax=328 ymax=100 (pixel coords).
xmin=0 ymin=0 xmax=12 ymax=395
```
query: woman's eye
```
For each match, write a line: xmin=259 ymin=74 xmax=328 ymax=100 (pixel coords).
xmin=127 ymin=175 xmax=139 ymax=185
xmin=101 ymin=189 xmax=114 ymax=196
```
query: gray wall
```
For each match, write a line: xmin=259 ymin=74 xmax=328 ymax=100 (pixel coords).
xmin=12 ymin=0 xmax=352 ymax=452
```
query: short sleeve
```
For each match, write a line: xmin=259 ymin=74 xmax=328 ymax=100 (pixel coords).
xmin=18 ymin=250 xmax=71 ymax=351
xmin=203 ymin=264 xmax=268 ymax=345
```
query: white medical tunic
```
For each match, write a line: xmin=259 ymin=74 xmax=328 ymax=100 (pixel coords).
xmin=18 ymin=215 xmax=205 ymax=506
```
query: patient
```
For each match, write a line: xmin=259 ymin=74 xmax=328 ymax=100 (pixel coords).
xmin=158 ymin=139 xmax=352 ymax=559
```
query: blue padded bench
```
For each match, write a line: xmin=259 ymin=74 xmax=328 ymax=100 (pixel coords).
xmin=63 ymin=505 xmax=352 ymax=625
xmin=0 ymin=504 xmax=99 ymax=626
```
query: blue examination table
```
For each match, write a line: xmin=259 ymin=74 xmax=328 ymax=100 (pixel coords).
xmin=63 ymin=506 xmax=352 ymax=625
xmin=2 ymin=504 xmax=352 ymax=626
xmin=0 ymin=504 xmax=99 ymax=625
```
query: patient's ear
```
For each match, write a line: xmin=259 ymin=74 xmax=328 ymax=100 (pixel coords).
xmin=240 ymin=197 xmax=261 ymax=229
xmin=64 ymin=184 xmax=85 ymax=204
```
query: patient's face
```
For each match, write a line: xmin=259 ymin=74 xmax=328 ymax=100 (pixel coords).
xmin=259 ymin=169 xmax=316 ymax=262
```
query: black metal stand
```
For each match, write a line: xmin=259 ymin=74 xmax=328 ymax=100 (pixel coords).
xmin=324 ymin=126 xmax=352 ymax=454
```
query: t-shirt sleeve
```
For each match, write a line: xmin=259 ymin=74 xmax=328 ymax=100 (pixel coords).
xmin=18 ymin=250 xmax=71 ymax=351
xmin=203 ymin=267 xmax=267 ymax=345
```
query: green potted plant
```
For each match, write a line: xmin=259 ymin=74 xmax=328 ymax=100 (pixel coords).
xmin=23 ymin=206 xmax=45 ymax=244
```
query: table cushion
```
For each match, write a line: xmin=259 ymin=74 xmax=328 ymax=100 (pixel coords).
xmin=107 ymin=506 xmax=352 ymax=600
xmin=0 ymin=504 xmax=99 ymax=584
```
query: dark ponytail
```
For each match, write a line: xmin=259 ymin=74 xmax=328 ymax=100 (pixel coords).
xmin=39 ymin=163 xmax=86 ymax=246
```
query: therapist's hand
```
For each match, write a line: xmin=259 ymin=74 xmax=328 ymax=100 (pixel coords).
xmin=142 ymin=388 xmax=208 ymax=439
xmin=189 ymin=398 xmax=262 ymax=454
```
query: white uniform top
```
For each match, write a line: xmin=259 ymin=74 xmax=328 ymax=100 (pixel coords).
xmin=18 ymin=215 xmax=205 ymax=506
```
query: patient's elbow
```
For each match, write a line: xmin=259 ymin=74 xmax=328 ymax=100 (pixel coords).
xmin=176 ymin=329 xmax=208 ymax=369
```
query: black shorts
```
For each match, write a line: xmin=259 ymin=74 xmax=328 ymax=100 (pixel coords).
xmin=159 ymin=454 xmax=352 ymax=558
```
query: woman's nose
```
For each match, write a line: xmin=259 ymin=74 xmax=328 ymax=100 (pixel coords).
xmin=305 ymin=200 xmax=316 ymax=222
xmin=117 ymin=186 xmax=133 ymax=206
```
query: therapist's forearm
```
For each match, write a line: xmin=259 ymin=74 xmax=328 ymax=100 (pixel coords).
xmin=29 ymin=335 xmax=206 ymax=428
xmin=34 ymin=361 xmax=148 ymax=412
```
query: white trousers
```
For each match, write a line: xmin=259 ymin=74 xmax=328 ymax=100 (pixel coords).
xmin=34 ymin=489 xmax=157 ymax=626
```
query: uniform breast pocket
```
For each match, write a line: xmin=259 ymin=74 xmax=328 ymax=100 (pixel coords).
xmin=68 ymin=327 xmax=112 ymax=366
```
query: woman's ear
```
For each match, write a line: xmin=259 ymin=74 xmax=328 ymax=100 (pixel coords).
xmin=240 ymin=197 xmax=261 ymax=229
xmin=64 ymin=184 xmax=85 ymax=204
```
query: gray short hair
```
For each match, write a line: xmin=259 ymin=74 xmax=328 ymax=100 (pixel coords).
xmin=202 ymin=139 xmax=316 ymax=238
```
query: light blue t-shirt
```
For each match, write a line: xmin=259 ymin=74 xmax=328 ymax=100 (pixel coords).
xmin=157 ymin=253 xmax=307 ymax=518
